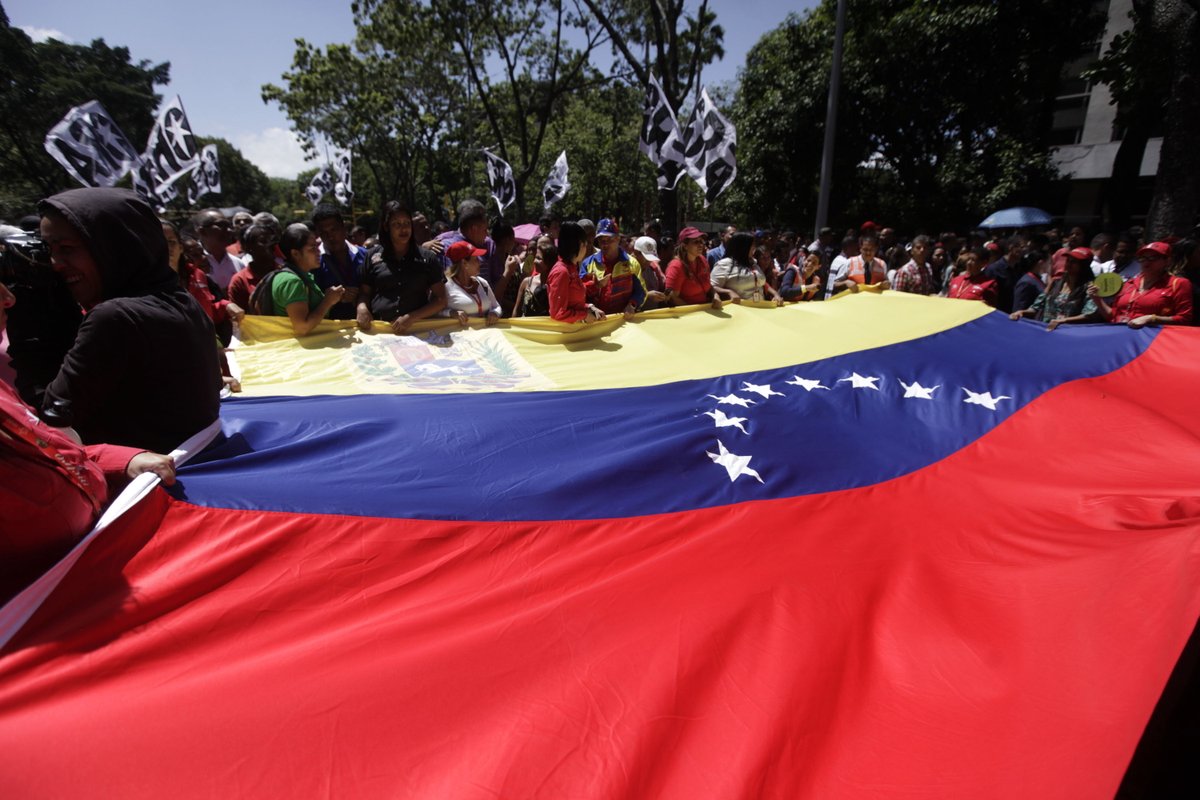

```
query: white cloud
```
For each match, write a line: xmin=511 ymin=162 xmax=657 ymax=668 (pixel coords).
xmin=231 ymin=127 xmax=316 ymax=179
xmin=19 ymin=26 xmax=75 ymax=44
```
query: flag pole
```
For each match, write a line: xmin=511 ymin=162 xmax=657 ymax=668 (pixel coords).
xmin=814 ymin=0 xmax=847 ymax=240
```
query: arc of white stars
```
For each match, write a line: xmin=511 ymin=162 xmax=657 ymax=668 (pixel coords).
xmin=786 ymin=376 xmax=830 ymax=392
xmin=741 ymin=381 xmax=784 ymax=399
xmin=961 ymin=387 xmax=1011 ymax=411
xmin=707 ymin=440 xmax=764 ymax=483
xmin=838 ymin=372 xmax=880 ymax=390
xmin=704 ymin=409 xmax=748 ymax=434
xmin=899 ymin=380 xmax=940 ymax=399
xmin=706 ymin=393 xmax=756 ymax=408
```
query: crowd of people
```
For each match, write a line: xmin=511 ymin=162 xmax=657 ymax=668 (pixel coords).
xmin=1 ymin=186 xmax=1197 ymax=595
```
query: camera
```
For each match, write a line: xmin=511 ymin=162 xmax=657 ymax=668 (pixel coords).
xmin=0 ymin=231 xmax=55 ymax=290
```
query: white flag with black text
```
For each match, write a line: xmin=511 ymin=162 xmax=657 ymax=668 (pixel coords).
xmin=481 ymin=149 xmax=516 ymax=214
xmin=332 ymin=150 xmax=353 ymax=206
xmin=43 ymin=100 xmax=140 ymax=188
xmin=305 ymin=166 xmax=335 ymax=206
xmin=187 ymin=144 xmax=221 ymax=206
xmin=542 ymin=150 xmax=570 ymax=210
xmin=638 ymin=75 xmax=686 ymax=191
xmin=682 ymin=88 xmax=737 ymax=206
xmin=143 ymin=95 xmax=201 ymax=189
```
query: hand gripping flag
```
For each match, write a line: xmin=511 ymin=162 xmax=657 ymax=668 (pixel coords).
xmin=638 ymin=74 xmax=687 ymax=191
xmin=43 ymin=100 xmax=141 ymax=188
xmin=481 ymin=149 xmax=517 ymax=214
xmin=542 ymin=150 xmax=570 ymax=210
xmin=2 ymin=295 xmax=1199 ymax=799
xmin=186 ymin=144 xmax=221 ymax=206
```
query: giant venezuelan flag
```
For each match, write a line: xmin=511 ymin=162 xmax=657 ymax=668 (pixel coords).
xmin=1 ymin=294 xmax=1199 ymax=798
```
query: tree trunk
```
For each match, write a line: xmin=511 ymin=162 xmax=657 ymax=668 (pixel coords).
xmin=1146 ymin=0 xmax=1200 ymax=237
xmin=1103 ymin=114 xmax=1151 ymax=231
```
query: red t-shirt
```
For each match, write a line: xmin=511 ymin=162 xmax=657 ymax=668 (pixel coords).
xmin=1109 ymin=273 xmax=1194 ymax=324
xmin=948 ymin=273 xmax=998 ymax=306
xmin=227 ymin=266 xmax=265 ymax=311
xmin=548 ymin=261 xmax=588 ymax=322
xmin=665 ymin=257 xmax=711 ymax=305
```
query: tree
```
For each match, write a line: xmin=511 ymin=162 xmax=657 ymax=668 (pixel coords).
xmin=263 ymin=34 xmax=464 ymax=217
xmin=726 ymin=1 xmax=1103 ymax=232
xmin=578 ymin=0 xmax=725 ymax=227
xmin=1142 ymin=0 xmax=1199 ymax=237
xmin=0 ymin=10 xmax=169 ymax=217
xmin=189 ymin=137 xmax=272 ymax=211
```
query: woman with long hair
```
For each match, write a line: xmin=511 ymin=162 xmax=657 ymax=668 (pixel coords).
xmin=1010 ymin=247 xmax=1098 ymax=330
xmin=548 ymin=222 xmax=605 ymax=323
xmin=355 ymin=201 xmax=447 ymax=334
xmin=664 ymin=227 xmax=733 ymax=309
xmin=267 ymin=224 xmax=345 ymax=336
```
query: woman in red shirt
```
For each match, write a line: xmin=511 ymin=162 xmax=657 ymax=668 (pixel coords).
xmin=664 ymin=227 xmax=730 ymax=309
xmin=1094 ymin=241 xmax=1194 ymax=328
xmin=0 ymin=280 xmax=176 ymax=597
xmin=548 ymin=222 xmax=605 ymax=323
xmin=947 ymin=246 xmax=999 ymax=307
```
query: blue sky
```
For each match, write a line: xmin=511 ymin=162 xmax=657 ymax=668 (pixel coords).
xmin=9 ymin=0 xmax=817 ymax=177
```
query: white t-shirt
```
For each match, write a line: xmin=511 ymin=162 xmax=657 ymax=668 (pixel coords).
xmin=1091 ymin=258 xmax=1115 ymax=276
xmin=206 ymin=251 xmax=245 ymax=290
xmin=825 ymin=253 xmax=852 ymax=299
xmin=444 ymin=276 xmax=501 ymax=318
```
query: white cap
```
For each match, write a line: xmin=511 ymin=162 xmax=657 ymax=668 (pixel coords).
xmin=633 ymin=236 xmax=660 ymax=262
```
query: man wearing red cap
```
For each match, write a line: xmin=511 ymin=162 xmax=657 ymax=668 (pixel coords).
xmin=1092 ymin=241 xmax=1194 ymax=328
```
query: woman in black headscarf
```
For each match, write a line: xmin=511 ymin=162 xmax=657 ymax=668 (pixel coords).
xmin=38 ymin=188 xmax=222 ymax=453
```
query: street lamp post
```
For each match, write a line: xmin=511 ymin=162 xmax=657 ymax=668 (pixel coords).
xmin=815 ymin=0 xmax=848 ymax=239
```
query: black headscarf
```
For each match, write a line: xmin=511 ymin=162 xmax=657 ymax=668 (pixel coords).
xmin=38 ymin=188 xmax=178 ymax=301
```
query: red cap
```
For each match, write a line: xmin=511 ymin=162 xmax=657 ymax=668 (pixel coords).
xmin=1066 ymin=246 xmax=1093 ymax=262
xmin=678 ymin=226 xmax=705 ymax=242
xmin=446 ymin=240 xmax=487 ymax=262
xmin=860 ymin=220 xmax=880 ymax=232
xmin=984 ymin=241 xmax=1002 ymax=253
xmin=1136 ymin=241 xmax=1172 ymax=261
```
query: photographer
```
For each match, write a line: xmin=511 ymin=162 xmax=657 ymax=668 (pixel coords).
xmin=0 ymin=224 xmax=82 ymax=409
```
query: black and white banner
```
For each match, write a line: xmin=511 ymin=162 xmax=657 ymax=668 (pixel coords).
xmin=481 ymin=149 xmax=516 ymax=214
xmin=682 ymin=88 xmax=737 ymax=207
xmin=186 ymin=144 xmax=221 ymax=206
xmin=638 ymin=75 xmax=686 ymax=191
xmin=143 ymin=95 xmax=201 ymax=189
xmin=331 ymin=149 xmax=353 ymax=206
xmin=542 ymin=150 xmax=570 ymax=210
xmin=305 ymin=166 xmax=335 ymax=206
xmin=43 ymin=100 xmax=141 ymax=188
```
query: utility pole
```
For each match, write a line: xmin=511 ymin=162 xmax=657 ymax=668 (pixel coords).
xmin=815 ymin=0 xmax=847 ymax=239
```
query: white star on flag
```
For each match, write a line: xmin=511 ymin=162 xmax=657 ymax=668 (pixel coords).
xmin=706 ymin=394 xmax=756 ymax=408
xmin=837 ymin=373 xmax=880 ymax=390
xmin=961 ymin=388 xmax=1011 ymax=411
xmin=707 ymin=440 xmax=763 ymax=483
xmin=165 ymin=115 xmax=191 ymax=153
xmin=703 ymin=409 xmax=748 ymax=434
xmin=786 ymin=377 xmax=830 ymax=392
xmin=741 ymin=382 xmax=783 ymax=399
xmin=899 ymin=381 xmax=940 ymax=399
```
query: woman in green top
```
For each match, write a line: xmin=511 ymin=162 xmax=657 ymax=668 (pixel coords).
xmin=274 ymin=223 xmax=345 ymax=336
xmin=1009 ymin=247 xmax=1099 ymax=331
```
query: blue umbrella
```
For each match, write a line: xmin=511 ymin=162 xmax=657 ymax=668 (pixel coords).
xmin=977 ymin=206 xmax=1053 ymax=229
